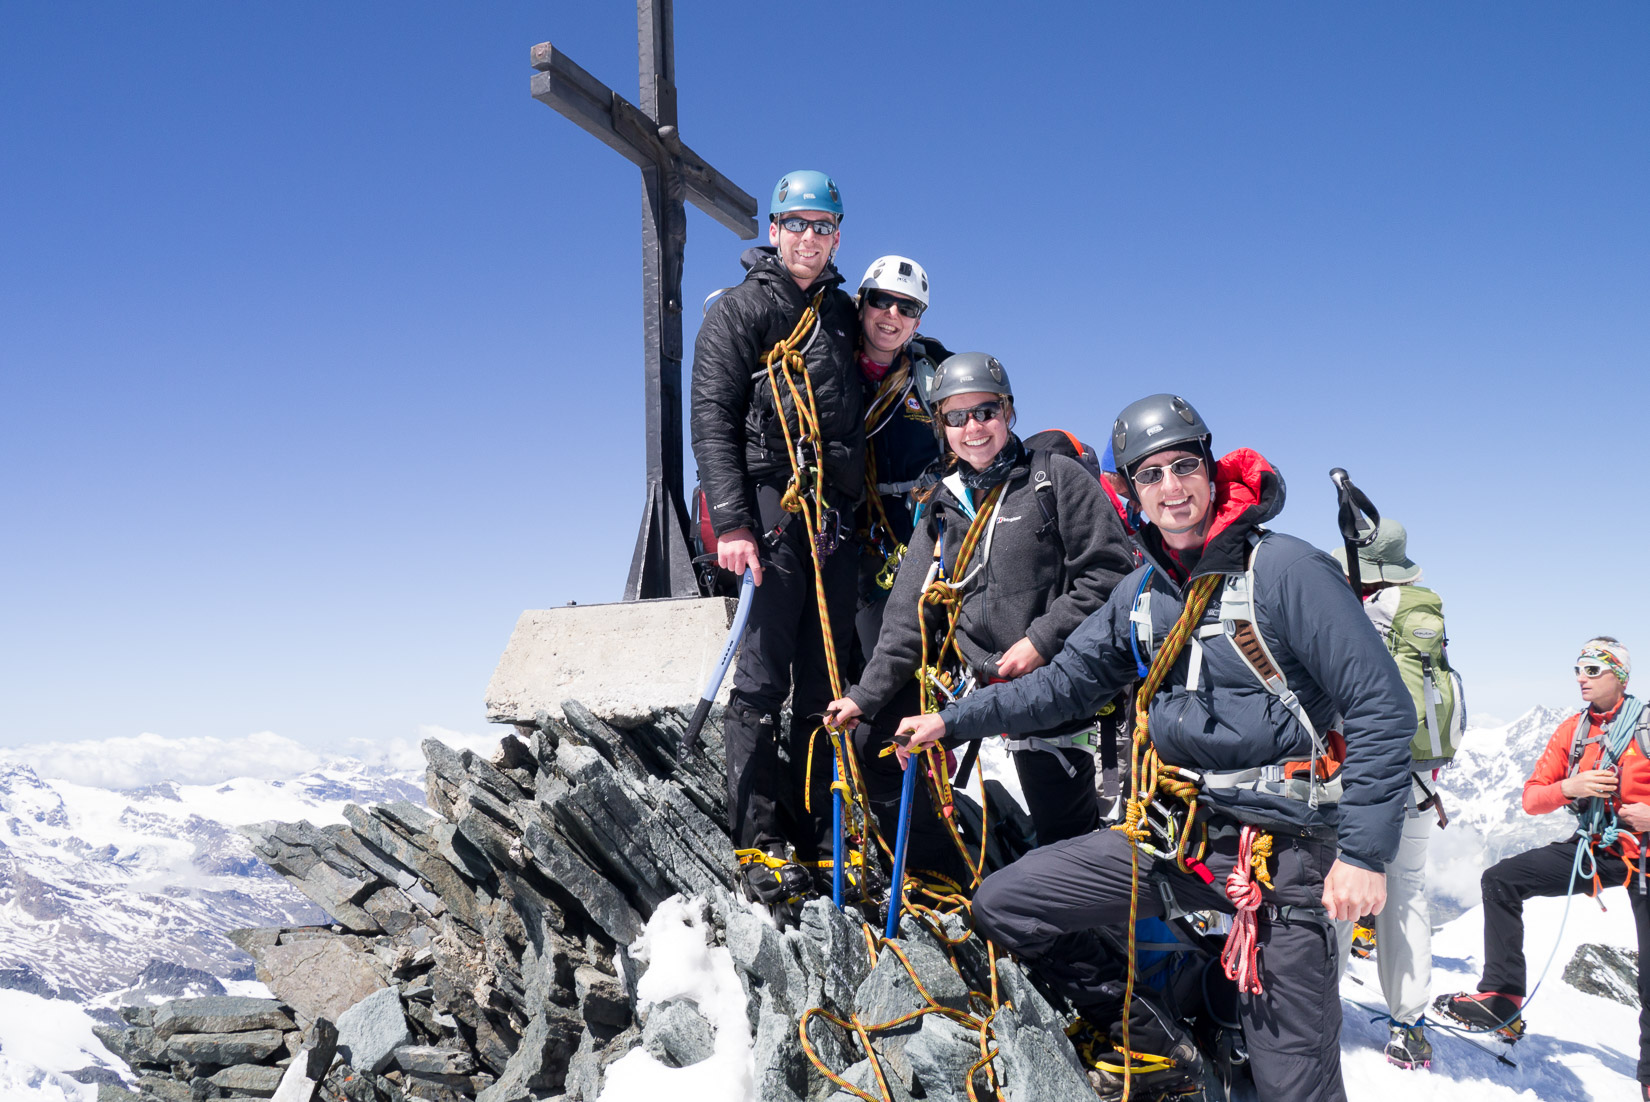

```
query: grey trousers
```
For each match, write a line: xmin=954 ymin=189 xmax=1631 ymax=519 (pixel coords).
xmin=973 ymin=824 xmax=1346 ymax=1102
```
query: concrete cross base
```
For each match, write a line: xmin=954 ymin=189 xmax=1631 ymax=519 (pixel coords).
xmin=485 ymin=596 xmax=740 ymax=727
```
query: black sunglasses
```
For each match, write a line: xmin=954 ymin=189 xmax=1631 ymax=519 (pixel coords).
xmin=1132 ymin=455 xmax=1204 ymax=486
xmin=775 ymin=216 xmax=838 ymax=237
xmin=940 ymin=402 xmax=1002 ymax=428
xmin=864 ymin=289 xmax=923 ymax=319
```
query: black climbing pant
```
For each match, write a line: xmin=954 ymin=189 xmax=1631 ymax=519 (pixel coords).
xmin=724 ymin=490 xmax=858 ymax=861
xmin=1478 ymin=838 xmax=1650 ymax=1082
xmin=973 ymin=823 xmax=1346 ymax=1102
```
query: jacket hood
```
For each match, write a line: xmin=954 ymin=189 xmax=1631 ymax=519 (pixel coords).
xmin=1136 ymin=447 xmax=1286 ymax=580
xmin=739 ymin=245 xmax=846 ymax=292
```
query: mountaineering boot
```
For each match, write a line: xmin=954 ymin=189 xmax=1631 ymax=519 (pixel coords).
xmin=1384 ymin=1022 xmax=1432 ymax=1069
xmin=811 ymin=853 xmax=883 ymax=906
xmin=1078 ymin=993 xmax=1208 ymax=1102
xmin=1433 ymin=991 xmax=1525 ymax=1040
xmin=1349 ymin=921 xmax=1376 ymax=960
xmin=738 ymin=847 xmax=813 ymax=907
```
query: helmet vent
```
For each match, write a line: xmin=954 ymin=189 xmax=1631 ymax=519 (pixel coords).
xmin=898 ymin=262 xmax=912 ymax=276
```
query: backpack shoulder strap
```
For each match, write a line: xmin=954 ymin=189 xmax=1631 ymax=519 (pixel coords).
xmin=1217 ymin=533 xmax=1331 ymax=806
xmin=1030 ymin=449 xmax=1061 ymax=539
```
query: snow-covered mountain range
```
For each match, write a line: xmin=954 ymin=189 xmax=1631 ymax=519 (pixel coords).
xmin=0 ymin=729 xmax=502 ymax=1099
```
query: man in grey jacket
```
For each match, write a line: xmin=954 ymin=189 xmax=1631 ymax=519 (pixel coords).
xmin=894 ymin=394 xmax=1414 ymax=1102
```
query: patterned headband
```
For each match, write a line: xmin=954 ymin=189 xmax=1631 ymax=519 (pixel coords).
xmin=1580 ymin=640 xmax=1630 ymax=684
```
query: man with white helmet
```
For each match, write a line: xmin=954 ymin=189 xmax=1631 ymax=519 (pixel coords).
xmin=852 ymin=254 xmax=950 ymax=659
xmin=690 ymin=170 xmax=862 ymax=906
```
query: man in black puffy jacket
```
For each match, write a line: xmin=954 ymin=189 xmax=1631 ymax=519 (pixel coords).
xmin=893 ymin=394 xmax=1414 ymax=1102
xmin=689 ymin=170 xmax=863 ymax=904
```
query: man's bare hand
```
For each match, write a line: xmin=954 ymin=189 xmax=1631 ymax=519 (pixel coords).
xmin=717 ymin=528 xmax=763 ymax=585
xmin=1618 ymin=803 xmax=1650 ymax=833
xmin=892 ymin=714 xmax=947 ymax=767
xmin=1562 ymin=769 xmax=1619 ymax=800
xmin=1322 ymin=859 xmax=1386 ymax=922
xmin=996 ymin=637 xmax=1047 ymax=679
xmin=824 ymin=698 xmax=862 ymax=731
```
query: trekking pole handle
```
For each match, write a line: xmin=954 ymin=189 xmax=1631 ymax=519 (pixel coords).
xmin=1329 ymin=468 xmax=1381 ymax=547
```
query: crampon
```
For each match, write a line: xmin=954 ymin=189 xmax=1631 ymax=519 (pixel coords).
xmin=1433 ymin=992 xmax=1526 ymax=1042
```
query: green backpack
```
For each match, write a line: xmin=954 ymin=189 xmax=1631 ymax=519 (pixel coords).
xmin=1379 ymin=585 xmax=1466 ymax=767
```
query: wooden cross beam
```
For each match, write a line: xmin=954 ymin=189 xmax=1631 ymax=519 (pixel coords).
xmin=530 ymin=0 xmax=757 ymax=601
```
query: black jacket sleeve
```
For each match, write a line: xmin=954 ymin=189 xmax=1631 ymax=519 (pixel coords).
xmin=939 ymin=586 xmax=1138 ymax=741
xmin=1270 ymin=549 xmax=1415 ymax=871
xmin=690 ymin=288 xmax=764 ymax=536
xmin=1023 ymin=455 xmax=1136 ymax=662
xmin=847 ymin=515 xmax=938 ymax=718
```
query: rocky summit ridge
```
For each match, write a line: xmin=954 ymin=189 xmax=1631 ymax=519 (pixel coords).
xmin=91 ymin=700 xmax=1081 ymax=1102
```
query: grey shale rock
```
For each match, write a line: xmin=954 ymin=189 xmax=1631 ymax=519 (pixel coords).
xmin=394 ymin=1044 xmax=478 ymax=1074
xmin=1564 ymin=942 xmax=1641 ymax=1007
xmin=100 ymin=700 xmax=1059 ymax=1102
xmin=161 ymin=1027 xmax=288 ymax=1065
xmin=270 ymin=1019 xmax=338 ymax=1102
xmin=208 ymin=1062 xmax=289 ymax=1096
xmin=152 ymin=995 xmax=296 ymax=1039
xmin=336 ymin=985 xmax=412 ymax=1074
xmin=641 ymin=999 xmax=716 ymax=1068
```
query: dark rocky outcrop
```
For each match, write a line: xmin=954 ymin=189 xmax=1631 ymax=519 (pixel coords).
xmin=1564 ymin=942 xmax=1640 ymax=1008
xmin=97 ymin=702 xmax=1080 ymax=1101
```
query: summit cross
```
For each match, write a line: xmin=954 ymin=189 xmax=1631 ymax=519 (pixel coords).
xmin=530 ymin=1 xmax=757 ymax=601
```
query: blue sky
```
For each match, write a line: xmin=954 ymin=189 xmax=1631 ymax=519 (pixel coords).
xmin=2 ymin=3 xmax=1645 ymax=750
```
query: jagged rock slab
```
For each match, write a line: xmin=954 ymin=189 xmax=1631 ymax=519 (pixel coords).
xmin=152 ymin=995 xmax=296 ymax=1038
xmin=336 ymin=986 xmax=412 ymax=1074
xmin=641 ymin=999 xmax=715 ymax=1068
xmin=485 ymin=598 xmax=740 ymax=727
xmin=1565 ymin=942 xmax=1641 ymax=1007
xmin=208 ymin=1062 xmax=288 ymax=1096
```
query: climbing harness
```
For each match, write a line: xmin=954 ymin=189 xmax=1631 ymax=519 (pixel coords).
xmin=862 ymin=361 xmax=914 ymax=590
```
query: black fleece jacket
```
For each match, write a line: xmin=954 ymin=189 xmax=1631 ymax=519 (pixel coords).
xmin=690 ymin=247 xmax=863 ymax=537
xmin=847 ymin=446 xmax=1135 ymax=719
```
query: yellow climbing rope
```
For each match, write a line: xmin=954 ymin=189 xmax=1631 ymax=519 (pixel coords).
xmin=1110 ymin=571 xmax=1224 ymax=1101
xmin=862 ymin=362 xmax=914 ymax=591
xmin=799 ymin=915 xmax=1011 ymax=1102
xmin=762 ymin=294 xmax=880 ymax=870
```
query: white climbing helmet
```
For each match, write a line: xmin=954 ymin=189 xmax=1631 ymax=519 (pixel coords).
xmin=857 ymin=255 xmax=930 ymax=311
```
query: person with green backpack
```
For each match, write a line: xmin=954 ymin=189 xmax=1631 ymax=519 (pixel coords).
xmin=1330 ymin=516 xmax=1464 ymax=1070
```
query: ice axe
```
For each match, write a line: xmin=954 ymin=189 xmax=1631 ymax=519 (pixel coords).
xmin=1329 ymin=468 xmax=1380 ymax=601
xmin=678 ymin=567 xmax=756 ymax=756
xmin=884 ymin=729 xmax=921 ymax=937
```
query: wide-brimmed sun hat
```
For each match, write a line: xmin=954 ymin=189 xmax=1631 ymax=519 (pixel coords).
xmin=1331 ymin=516 xmax=1423 ymax=585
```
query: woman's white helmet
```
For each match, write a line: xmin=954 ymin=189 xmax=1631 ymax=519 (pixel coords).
xmin=857 ymin=255 xmax=930 ymax=311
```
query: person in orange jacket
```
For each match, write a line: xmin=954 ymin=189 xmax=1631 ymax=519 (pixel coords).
xmin=1437 ymin=637 xmax=1650 ymax=1094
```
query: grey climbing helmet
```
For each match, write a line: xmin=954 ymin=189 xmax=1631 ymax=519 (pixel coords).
xmin=1111 ymin=393 xmax=1211 ymax=476
xmin=928 ymin=352 xmax=1012 ymax=408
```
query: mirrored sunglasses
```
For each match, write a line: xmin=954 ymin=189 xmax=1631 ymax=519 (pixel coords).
xmin=776 ymin=216 xmax=838 ymax=237
xmin=940 ymin=402 xmax=1002 ymax=428
xmin=1576 ymin=662 xmax=1611 ymax=678
xmin=864 ymin=289 xmax=923 ymax=318
xmin=1132 ymin=455 xmax=1204 ymax=486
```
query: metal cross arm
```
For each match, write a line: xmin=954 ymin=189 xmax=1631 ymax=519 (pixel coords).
xmin=531 ymin=44 xmax=756 ymax=240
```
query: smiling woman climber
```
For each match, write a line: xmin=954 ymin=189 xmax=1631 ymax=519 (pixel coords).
xmin=824 ymin=351 xmax=1134 ymax=876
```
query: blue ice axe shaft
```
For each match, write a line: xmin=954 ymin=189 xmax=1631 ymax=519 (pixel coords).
xmin=883 ymin=748 xmax=920 ymax=937
xmin=678 ymin=568 xmax=756 ymax=755
xmin=832 ymin=747 xmax=845 ymax=909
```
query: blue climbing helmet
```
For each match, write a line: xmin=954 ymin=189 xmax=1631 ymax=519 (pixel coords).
xmin=770 ymin=170 xmax=843 ymax=220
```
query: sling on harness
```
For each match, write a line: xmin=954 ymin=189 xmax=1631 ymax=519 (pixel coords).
xmin=1564 ymin=695 xmax=1649 ymax=896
